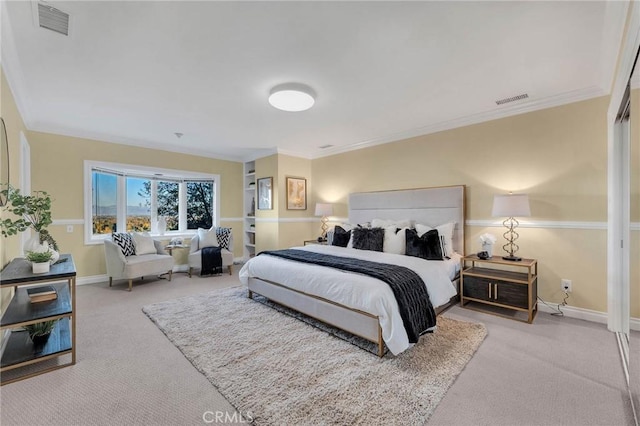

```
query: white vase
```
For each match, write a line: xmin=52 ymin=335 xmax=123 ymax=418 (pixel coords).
xmin=158 ymin=216 xmax=167 ymax=235
xmin=49 ymin=250 xmax=60 ymax=264
xmin=32 ymin=261 xmax=50 ymax=274
xmin=482 ymin=242 xmax=493 ymax=258
xmin=24 ymin=232 xmax=42 ymax=254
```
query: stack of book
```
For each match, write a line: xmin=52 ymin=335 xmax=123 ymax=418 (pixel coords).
xmin=27 ymin=285 xmax=58 ymax=303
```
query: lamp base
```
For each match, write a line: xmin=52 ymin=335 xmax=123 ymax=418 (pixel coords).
xmin=502 ymin=255 xmax=522 ymax=262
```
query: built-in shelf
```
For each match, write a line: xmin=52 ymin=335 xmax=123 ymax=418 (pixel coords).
xmin=243 ymin=160 xmax=257 ymax=261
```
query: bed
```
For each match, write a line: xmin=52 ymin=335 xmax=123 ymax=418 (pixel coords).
xmin=239 ymin=185 xmax=466 ymax=357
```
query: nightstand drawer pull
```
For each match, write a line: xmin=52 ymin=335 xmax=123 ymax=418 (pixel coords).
xmin=494 ymin=283 xmax=498 ymax=299
xmin=488 ymin=283 xmax=492 ymax=299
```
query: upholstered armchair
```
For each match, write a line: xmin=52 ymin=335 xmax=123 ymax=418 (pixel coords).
xmin=188 ymin=229 xmax=234 ymax=277
xmin=104 ymin=238 xmax=174 ymax=291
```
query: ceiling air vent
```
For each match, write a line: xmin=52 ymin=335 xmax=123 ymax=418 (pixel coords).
xmin=38 ymin=2 xmax=69 ymax=36
xmin=495 ymin=93 xmax=528 ymax=106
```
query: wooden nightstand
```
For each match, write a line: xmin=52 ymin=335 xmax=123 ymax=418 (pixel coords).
xmin=303 ymin=239 xmax=327 ymax=246
xmin=460 ymin=255 xmax=538 ymax=323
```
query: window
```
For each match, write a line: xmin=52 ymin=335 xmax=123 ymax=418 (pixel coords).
xmin=84 ymin=161 xmax=220 ymax=244
xmin=187 ymin=181 xmax=214 ymax=229
xmin=126 ymin=177 xmax=151 ymax=232
xmin=93 ymin=172 xmax=117 ymax=234
xmin=157 ymin=181 xmax=179 ymax=231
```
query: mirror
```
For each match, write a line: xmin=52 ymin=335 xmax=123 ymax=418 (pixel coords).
xmin=0 ymin=117 xmax=8 ymax=206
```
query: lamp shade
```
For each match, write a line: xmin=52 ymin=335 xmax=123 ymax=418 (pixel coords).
xmin=492 ymin=194 xmax=531 ymax=217
xmin=314 ymin=203 xmax=333 ymax=217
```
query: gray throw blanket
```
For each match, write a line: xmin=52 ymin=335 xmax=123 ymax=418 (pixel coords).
xmin=201 ymin=246 xmax=222 ymax=275
xmin=259 ymin=249 xmax=436 ymax=343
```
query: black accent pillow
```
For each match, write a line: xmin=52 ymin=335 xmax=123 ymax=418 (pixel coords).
xmin=352 ymin=227 xmax=385 ymax=252
xmin=405 ymin=228 xmax=444 ymax=260
xmin=112 ymin=232 xmax=136 ymax=256
xmin=332 ymin=226 xmax=351 ymax=247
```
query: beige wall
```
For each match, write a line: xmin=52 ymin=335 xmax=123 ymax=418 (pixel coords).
xmin=254 ymin=154 xmax=317 ymax=251
xmin=25 ymin=131 xmax=243 ymax=278
xmin=311 ymin=96 xmax=624 ymax=314
xmin=1 ymin=70 xmax=28 ymax=311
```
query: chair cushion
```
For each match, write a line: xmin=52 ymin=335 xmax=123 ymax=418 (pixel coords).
xmin=197 ymin=227 xmax=219 ymax=248
xmin=132 ymin=232 xmax=156 ymax=255
xmin=122 ymin=254 xmax=174 ymax=279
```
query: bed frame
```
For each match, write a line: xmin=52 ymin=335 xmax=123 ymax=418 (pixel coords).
xmin=247 ymin=185 xmax=466 ymax=357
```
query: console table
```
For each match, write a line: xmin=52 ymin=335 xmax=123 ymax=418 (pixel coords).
xmin=0 ymin=254 xmax=76 ymax=385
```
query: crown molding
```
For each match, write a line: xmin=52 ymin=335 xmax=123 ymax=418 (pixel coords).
xmin=28 ymin=122 xmax=246 ymax=162
xmin=309 ymin=86 xmax=608 ymax=160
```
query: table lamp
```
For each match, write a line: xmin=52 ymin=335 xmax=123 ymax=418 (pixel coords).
xmin=314 ymin=203 xmax=333 ymax=241
xmin=492 ymin=193 xmax=530 ymax=261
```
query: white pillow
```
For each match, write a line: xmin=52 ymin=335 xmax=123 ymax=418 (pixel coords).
xmin=383 ymin=226 xmax=408 ymax=255
xmin=415 ymin=222 xmax=455 ymax=257
xmin=197 ymin=227 xmax=219 ymax=249
xmin=132 ymin=232 xmax=157 ymax=255
xmin=372 ymin=218 xmax=411 ymax=229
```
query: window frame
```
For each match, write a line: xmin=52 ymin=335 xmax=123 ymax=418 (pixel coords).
xmin=84 ymin=160 xmax=220 ymax=245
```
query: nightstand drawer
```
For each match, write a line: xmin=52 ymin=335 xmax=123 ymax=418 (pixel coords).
xmin=463 ymin=276 xmax=529 ymax=309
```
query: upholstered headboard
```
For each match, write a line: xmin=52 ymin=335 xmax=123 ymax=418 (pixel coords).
xmin=348 ymin=185 xmax=466 ymax=255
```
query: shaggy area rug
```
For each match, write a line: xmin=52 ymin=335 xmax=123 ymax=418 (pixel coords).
xmin=143 ymin=286 xmax=487 ymax=425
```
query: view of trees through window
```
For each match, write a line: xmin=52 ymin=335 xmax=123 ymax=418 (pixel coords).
xmin=91 ymin=169 xmax=215 ymax=235
xmin=187 ymin=182 xmax=214 ymax=229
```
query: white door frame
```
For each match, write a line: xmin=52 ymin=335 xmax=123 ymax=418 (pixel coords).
xmin=607 ymin=3 xmax=639 ymax=333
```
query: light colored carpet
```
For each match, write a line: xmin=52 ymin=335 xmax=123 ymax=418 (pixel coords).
xmin=143 ymin=286 xmax=487 ymax=425
xmin=0 ymin=271 xmax=634 ymax=425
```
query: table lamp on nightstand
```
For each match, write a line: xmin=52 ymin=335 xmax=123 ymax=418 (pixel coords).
xmin=314 ymin=203 xmax=333 ymax=241
xmin=492 ymin=193 xmax=530 ymax=261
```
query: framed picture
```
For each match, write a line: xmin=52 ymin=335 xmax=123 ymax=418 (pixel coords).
xmin=257 ymin=177 xmax=273 ymax=210
xmin=286 ymin=177 xmax=307 ymax=210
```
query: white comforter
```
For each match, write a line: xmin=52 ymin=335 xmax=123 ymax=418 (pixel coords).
xmin=238 ymin=245 xmax=460 ymax=355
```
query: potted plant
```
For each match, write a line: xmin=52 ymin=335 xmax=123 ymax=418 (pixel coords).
xmin=0 ymin=184 xmax=59 ymax=253
xmin=26 ymin=250 xmax=54 ymax=274
xmin=23 ymin=320 xmax=58 ymax=347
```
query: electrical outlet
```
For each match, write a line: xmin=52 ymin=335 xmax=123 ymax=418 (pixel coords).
xmin=66 ymin=225 xmax=73 ymax=233
xmin=561 ymin=279 xmax=572 ymax=293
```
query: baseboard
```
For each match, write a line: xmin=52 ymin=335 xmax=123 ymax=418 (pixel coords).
xmin=77 ymin=274 xmax=108 ymax=286
xmin=537 ymin=299 xmax=640 ymax=331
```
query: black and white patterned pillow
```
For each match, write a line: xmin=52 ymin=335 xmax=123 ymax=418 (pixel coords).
xmin=215 ymin=227 xmax=232 ymax=251
xmin=112 ymin=232 xmax=136 ymax=256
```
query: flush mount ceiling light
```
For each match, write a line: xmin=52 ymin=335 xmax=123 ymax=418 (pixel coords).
xmin=268 ymin=83 xmax=316 ymax=112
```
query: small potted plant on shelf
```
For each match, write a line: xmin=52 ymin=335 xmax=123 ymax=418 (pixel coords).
xmin=26 ymin=250 xmax=54 ymax=274
xmin=23 ymin=320 xmax=58 ymax=347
